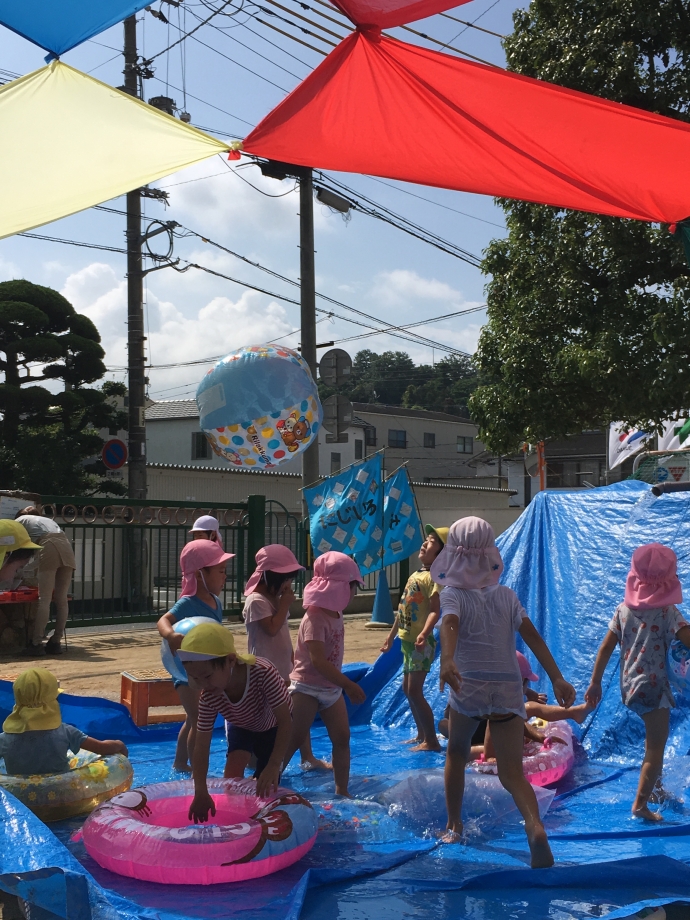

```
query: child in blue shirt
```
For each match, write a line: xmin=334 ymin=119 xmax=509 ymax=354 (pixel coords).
xmin=157 ymin=540 xmax=235 ymax=771
xmin=0 ymin=668 xmax=126 ymax=775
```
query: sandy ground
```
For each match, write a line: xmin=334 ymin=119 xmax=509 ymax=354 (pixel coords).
xmin=0 ymin=616 xmax=390 ymax=704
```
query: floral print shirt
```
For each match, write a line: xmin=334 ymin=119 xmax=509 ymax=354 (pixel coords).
xmin=609 ymin=603 xmax=688 ymax=715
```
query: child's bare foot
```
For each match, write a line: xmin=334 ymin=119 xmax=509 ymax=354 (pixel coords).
xmin=527 ymin=824 xmax=554 ymax=869
xmin=335 ymin=787 xmax=352 ymax=798
xmin=633 ymin=804 xmax=664 ymax=822
xmin=438 ymin=820 xmax=463 ymax=843
xmin=402 ymin=737 xmax=423 ymax=745
xmin=300 ymin=758 xmax=333 ymax=772
xmin=568 ymin=701 xmax=595 ymax=725
xmin=410 ymin=741 xmax=442 ymax=753
xmin=173 ymin=761 xmax=191 ymax=772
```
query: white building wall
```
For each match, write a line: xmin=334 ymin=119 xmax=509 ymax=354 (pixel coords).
xmin=146 ymin=465 xmax=521 ymax=535
xmin=145 ymin=416 xmax=365 ymax=479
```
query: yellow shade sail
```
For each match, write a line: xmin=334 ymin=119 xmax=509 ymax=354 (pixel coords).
xmin=0 ymin=61 xmax=229 ymax=240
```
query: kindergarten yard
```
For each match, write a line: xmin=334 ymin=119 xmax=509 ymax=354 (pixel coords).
xmin=0 ymin=614 xmax=384 ymax=702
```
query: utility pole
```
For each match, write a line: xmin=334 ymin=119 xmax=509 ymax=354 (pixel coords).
xmin=300 ymin=169 xmax=320 ymax=497
xmin=123 ymin=15 xmax=147 ymax=500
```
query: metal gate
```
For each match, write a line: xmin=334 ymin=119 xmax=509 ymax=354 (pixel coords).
xmin=40 ymin=496 xmax=264 ymax=627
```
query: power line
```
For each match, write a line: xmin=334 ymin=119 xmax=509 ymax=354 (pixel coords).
xmin=437 ymin=11 xmax=505 ymax=39
xmin=256 ymin=0 xmax=347 ymax=40
xmin=363 ymin=176 xmax=506 ymax=229
xmin=17 ymin=232 xmax=126 ymax=254
xmin=143 ymin=1 xmax=236 ymax=63
xmin=312 ymin=172 xmax=482 ymax=266
xmin=398 ymin=24 xmax=495 ymax=66
xmin=184 ymin=6 xmax=307 ymax=79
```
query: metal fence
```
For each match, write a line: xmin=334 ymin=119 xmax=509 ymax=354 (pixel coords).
xmin=37 ymin=494 xmax=405 ymax=628
xmin=40 ymin=496 xmax=263 ymax=627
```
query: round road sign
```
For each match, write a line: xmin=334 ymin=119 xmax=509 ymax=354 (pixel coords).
xmin=102 ymin=439 xmax=128 ymax=470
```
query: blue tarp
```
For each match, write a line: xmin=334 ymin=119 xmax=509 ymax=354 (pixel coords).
xmin=3 ymin=481 xmax=690 ymax=920
xmin=0 ymin=1 xmax=150 ymax=56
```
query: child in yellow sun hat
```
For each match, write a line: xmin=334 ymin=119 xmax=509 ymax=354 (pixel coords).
xmin=380 ymin=524 xmax=448 ymax=752
xmin=0 ymin=668 xmax=128 ymax=775
xmin=178 ymin=622 xmax=292 ymax=820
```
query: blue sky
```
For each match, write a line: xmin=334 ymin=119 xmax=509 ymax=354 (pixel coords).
xmin=0 ymin=0 xmax=524 ymax=402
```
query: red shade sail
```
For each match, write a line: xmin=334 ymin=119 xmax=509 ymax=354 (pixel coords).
xmin=243 ymin=30 xmax=690 ymax=224
xmin=330 ymin=0 xmax=471 ymax=29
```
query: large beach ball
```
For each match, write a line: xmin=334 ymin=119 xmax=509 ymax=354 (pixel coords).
xmin=196 ymin=344 xmax=322 ymax=469
xmin=160 ymin=616 xmax=219 ymax=683
xmin=668 ymin=639 xmax=690 ymax=696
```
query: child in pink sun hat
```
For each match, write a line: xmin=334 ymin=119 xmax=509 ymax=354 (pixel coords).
xmin=242 ymin=544 xmax=329 ymax=771
xmin=587 ymin=543 xmax=690 ymax=821
xmin=436 ymin=516 xmax=575 ymax=868
xmin=282 ymin=551 xmax=367 ymax=796
xmin=157 ymin=540 xmax=235 ymax=771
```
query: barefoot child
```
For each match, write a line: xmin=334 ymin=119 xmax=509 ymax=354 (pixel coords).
xmin=380 ymin=525 xmax=447 ymax=751
xmin=0 ymin=668 xmax=127 ymax=774
xmin=436 ymin=517 xmax=575 ymax=868
xmin=179 ymin=623 xmax=293 ymax=821
xmin=585 ymin=543 xmax=690 ymax=822
xmin=243 ymin=545 xmax=329 ymax=771
xmin=157 ymin=541 xmax=235 ymax=771
xmin=283 ymin=552 xmax=367 ymax=797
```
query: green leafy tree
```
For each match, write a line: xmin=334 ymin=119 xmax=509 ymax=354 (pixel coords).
xmin=0 ymin=280 xmax=128 ymax=494
xmin=319 ymin=348 xmax=478 ymax=414
xmin=469 ymin=0 xmax=690 ymax=454
xmin=402 ymin=354 xmax=477 ymax=415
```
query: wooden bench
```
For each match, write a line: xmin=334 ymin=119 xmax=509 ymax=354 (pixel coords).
xmin=120 ymin=669 xmax=184 ymax=726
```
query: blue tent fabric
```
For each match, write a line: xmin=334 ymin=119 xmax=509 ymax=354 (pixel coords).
xmin=5 ymin=482 xmax=690 ymax=919
xmin=0 ymin=1 xmax=150 ymax=56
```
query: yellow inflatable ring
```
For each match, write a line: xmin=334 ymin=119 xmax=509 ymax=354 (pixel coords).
xmin=0 ymin=752 xmax=133 ymax=822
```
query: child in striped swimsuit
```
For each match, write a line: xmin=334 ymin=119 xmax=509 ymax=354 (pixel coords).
xmin=178 ymin=622 xmax=293 ymax=822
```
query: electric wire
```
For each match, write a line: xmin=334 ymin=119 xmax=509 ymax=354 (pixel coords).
xmin=364 ymin=176 xmax=506 ymax=229
xmin=398 ymin=24 xmax=495 ymax=65
xmin=437 ymin=11 xmax=505 ymax=39
xmin=257 ymin=0 xmax=347 ymax=40
xmin=143 ymin=0 xmax=236 ymax=63
xmin=185 ymin=6 xmax=308 ymax=78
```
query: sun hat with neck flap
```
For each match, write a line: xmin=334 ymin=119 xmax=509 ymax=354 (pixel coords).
xmin=3 ymin=668 xmax=63 ymax=733
xmin=303 ymin=551 xmax=364 ymax=612
xmin=179 ymin=540 xmax=235 ymax=598
xmin=430 ymin=516 xmax=504 ymax=590
xmin=177 ymin=622 xmax=255 ymax=663
xmin=244 ymin=544 xmax=305 ymax=595
xmin=0 ymin=520 xmax=41 ymax=570
xmin=625 ymin=543 xmax=682 ymax=611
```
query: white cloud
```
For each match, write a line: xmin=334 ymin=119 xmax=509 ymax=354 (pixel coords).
xmin=155 ymin=159 xmax=332 ymax=244
xmin=59 ymin=260 xmax=294 ymax=395
xmin=0 ymin=256 xmax=21 ymax=282
xmin=372 ymin=269 xmax=469 ymax=307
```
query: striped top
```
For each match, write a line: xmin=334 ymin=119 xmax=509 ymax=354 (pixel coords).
xmin=197 ymin=658 xmax=291 ymax=733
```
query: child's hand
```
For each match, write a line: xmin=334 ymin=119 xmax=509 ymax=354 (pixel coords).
xmin=167 ymin=632 xmax=184 ymax=654
xmin=414 ymin=633 xmax=429 ymax=650
xmin=552 ymin=678 xmax=575 ymax=708
xmin=188 ymin=791 xmax=216 ymax=824
xmin=113 ymin=740 xmax=128 ymax=757
xmin=345 ymin=680 xmax=367 ymax=706
xmin=256 ymin=761 xmax=281 ymax=798
xmin=524 ymin=688 xmax=547 ymax=704
xmin=440 ymin=658 xmax=462 ymax=693
xmin=379 ymin=638 xmax=393 ymax=654
xmin=585 ymin=681 xmax=602 ymax=707
xmin=278 ymin=585 xmax=296 ymax=611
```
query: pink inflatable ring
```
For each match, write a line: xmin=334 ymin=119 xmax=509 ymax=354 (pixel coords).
xmin=472 ymin=721 xmax=575 ymax=787
xmin=81 ymin=777 xmax=318 ymax=884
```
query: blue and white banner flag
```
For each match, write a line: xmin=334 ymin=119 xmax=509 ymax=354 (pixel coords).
xmin=305 ymin=454 xmax=384 ymax=574
xmin=382 ymin=467 xmax=423 ymax=566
